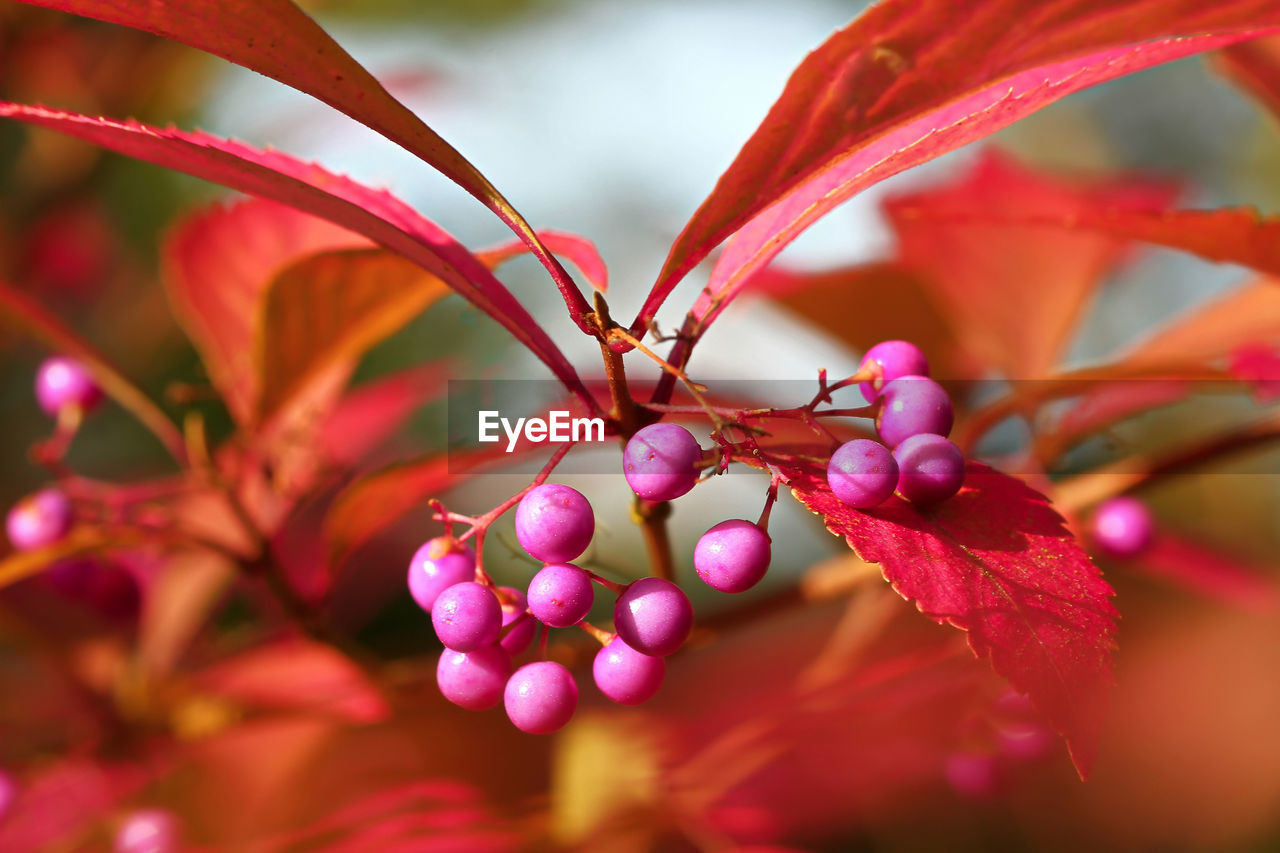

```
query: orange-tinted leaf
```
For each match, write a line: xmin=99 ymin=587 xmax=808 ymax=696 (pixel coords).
xmin=193 ymin=636 xmax=388 ymax=723
xmin=0 ymin=278 xmax=184 ymax=461
xmin=165 ymin=198 xmax=369 ymax=426
xmin=1214 ymin=35 xmax=1280 ymax=121
xmin=0 ymin=104 xmax=592 ymax=407
xmin=637 ymin=1 xmax=1280 ymax=334
xmin=884 ymin=151 xmax=1178 ymax=378
xmin=15 ymin=0 xmax=592 ymax=327
xmin=0 ymin=526 xmax=143 ymax=591
xmin=254 ymin=249 xmax=451 ymax=424
xmin=750 ymin=447 xmax=1116 ymax=778
xmin=1117 ymin=277 xmax=1280 ymax=369
xmin=137 ymin=550 xmax=238 ymax=677
xmin=478 ymin=230 xmax=610 ymax=294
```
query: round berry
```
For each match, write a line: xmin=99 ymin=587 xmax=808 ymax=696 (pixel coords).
xmin=593 ymin=636 xmax=665 ymax=705
xmin=826 ymin=439 xmax=898 ymax=508
xmin=876 ymin=375 xmax=954 ymax=448
xmin=497 ymin=586 xmax=536 ymax=656
xmin=437 ymin=645 xmax=513 ymax=710
xmin=6 ymin=489 xmax=74 ymax=551
xmin=515 ymin=483 xmax=594 ymax=563
xmin=504 ymin=660 xmax=578 ymax=734
xmin=527 ymin=563 xmax=594 ymax=628
xmin=613 ymin=577 xmax=693 ymax=656
xmin=859 ymin=340 xmax=930 ymax=402
xmin=623 ymin=422 xmax=702 ymax=502
xmin=35 ymin=356 xmax=102 ymax=417
xmin=114 ymin=809 xmax=179 ymax=853
xmin=1090 ymin=496 xmax=1153 ymax=558
xmin=693 ymin=519 xmax=771 ymax=593
xmin=893 ymin=434 xmax=965 ymax=505
xmin=407 ymin=537 xmax=476 ymax=612
xmin=431 ymin=582 xmax=502 ymax=652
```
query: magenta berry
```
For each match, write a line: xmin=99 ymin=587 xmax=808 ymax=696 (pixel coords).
xmin=859 ymin=339 xmax=930 ymax=402
xmin=497 ymin=586 xmax=536 ymax=655
xmin=407 ymin=537 xmax=476 ymax=612
xmin=693 ymin=519 xmax=771 ymax=593
xmin=876 ymin=375 xmax=954 ymax=448
xmin=437 ymin=645 xmax=513 ymax=710
xmin=527 ymin=563 xmax=594 ymax=628
xmin=893 ymin=434 xmax=965 ymax=505
xmin=504 ymin=660 xmax=578 ymax=734
xmin=613 ymin=577 xmax=693 ymax=656
xmin=826 ymin=439 xmax=898 ymax=508
xmin=114 ymin=809 xmax=179 ymax=853
xmin=1090 ymin=496 xmax=1153 ymax=558
xmin=593 ymin=636 xmax=666 ymax=705
xmin=623 ymin=422 xmax=702 ymax=501
xmin=514 ymin=483 xmax=594 ymax=563
xmin=431 ymin=582 xmax=502 ymax=652
xmin=6 ymin=488 xmax=74 ymax=551
xmin=35 ymin=356 xmax=102 ymax=417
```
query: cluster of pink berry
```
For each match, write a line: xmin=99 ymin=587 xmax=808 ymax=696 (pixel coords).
xmin=826 ymin=340 xmax=965 ymax=510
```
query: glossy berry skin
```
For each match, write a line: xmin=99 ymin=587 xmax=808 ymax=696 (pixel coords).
xmin=6 ymin=489 xmax=74 ymax=551
xmin=35 ymin=356 xmax=102 ymax=417
xmin=613 ymin=577 xmax=693 ymax=656
xmin=497 ymin=586 xmax=536 ymax=656
xmin=504 ymin=660 xmax=578 ymax=734
xmin=893 ymin=434 xmax=965 ymax=505
xmin=693 ymin=520 xmax=771 ymax=593
xmin=593 ymin=636 xmax=665 ymax=705
xmin=431 ymin=582 xmax=502 ymax=652
xmin=859 ymin=340 xmax=930 ymax=403
xmin=407 ymin=537 xmax=476 ymax=612
xmin=1091 ymin=496 xmax=1153 ymax=558
xmin=827 ymin=439 xmax=898 ymax=508
xmin=114 ymin=809 xmax=179 ymax=853
xmin=515 ymin=483 xmax=594 ymax=563
xmin=437 ymin=645 xmax=513 ymax=710
xmin=527 ymin=563 xmax=594 ymax=628
xmin=876 ymin=375 xmax=954 ymax=448
xmin=623 ymin=422 xmax=701 ymax=501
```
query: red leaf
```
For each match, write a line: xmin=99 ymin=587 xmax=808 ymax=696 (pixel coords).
xmin=0 ymin=103 xmax=594 ymax=409
xmin=1230 ymin=344 xmax=1280 ymax=400
xmin=318 ymin=362 xmax=455 ymax=468
xmin=0 ymin=758 xmax=148 ymax=851
xmin=749 ymin=447 xmax=1116 ymax=777
xmin=1214 ymin=35 xmax=1280 ymax=121
xmin=478 ymin=229 xmax=610 ymax=294
xmin=15 ymin=0 xmax=592 ymax=327
xmin=193 ymin=636 xmax=389 ymax=723
xmin=1131 ymin=532 xmax=1280 ymax=613
xmin=165 ymin=198 xmax=369 ymax=426
xmin=635 ymin=1 xmax=1280 ymax=335
xmin=882 ymin=150 xmax=1179 ymax=378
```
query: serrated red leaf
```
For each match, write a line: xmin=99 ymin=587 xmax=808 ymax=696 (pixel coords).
xmin=748 ymin=447 xmax=1116 ymax=778
xmin=636 ymin=1 xmax=1280 ymax=336
xmin=0 ymin=103 xmax=594 ymax=409
xmin=14 ymin=0 xmax=592 ymax=327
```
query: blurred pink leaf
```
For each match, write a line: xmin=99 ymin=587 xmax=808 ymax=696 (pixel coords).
xmin=0 ymin=758 xmax=148 ymax=851
xmin=1132 ymin=531 xmax=1280 ymax=612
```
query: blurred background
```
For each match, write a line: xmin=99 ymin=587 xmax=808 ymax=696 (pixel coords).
xmin=2 ymin=0 xmax=1280 ymax=849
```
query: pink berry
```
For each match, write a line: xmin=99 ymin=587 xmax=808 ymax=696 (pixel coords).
xmin=431 ymin=582 xmax=502 ymax=652
xmin=504 ymin=660 xmax=578 ymax=734
xmin=623 ymin=422 xmax=702 ymax=501
xmin=114 ymin=809 xmax=179 ymax=853
xmin=613 ymin=577 xmax=693 ymax=656
xmin=527 ymin=563 xmax=594 ymax=628
xmin=35 ymin=356 xmax=102 ymax=416
xmin=826 ymin=439 xmax=898 ymax=508
xmin=876 ymin=375 xmax=954 ymax=448
xmin=515 ymin=484 xmax=594 ymax=563
xmin=437 ymin=645 xmax=512 ymax=710
xmin=593 ymin=636 xmax=665 ymax=705
xmin=5 ymin=489 xmax=74 ymax=551
xmin=1090 ymin=496 xmax=1153 ymax=558
xmin=893 ymin=434 xmax=965 ymax=505
xmin=497 ymin=586 xmax=536 ymax=656
xmin=693 ymin=519 xmax=771 ymax=593
xmin=859 ymin=340 xmax=930 ymax=403
xmin=944 ymin=752 xmax=1000 ymax=800
xmin=407 ymin=537 xmax=476 ymax=612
